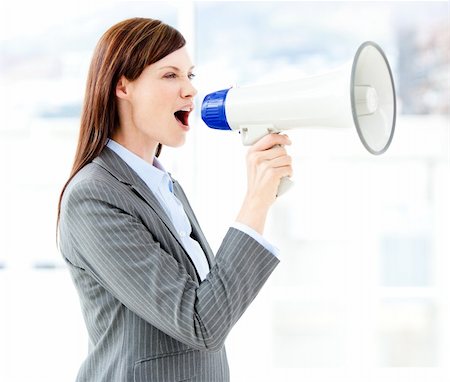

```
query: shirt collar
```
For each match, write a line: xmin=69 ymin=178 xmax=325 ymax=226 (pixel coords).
xmin=106 ymin=139 xmax=173 ymax=194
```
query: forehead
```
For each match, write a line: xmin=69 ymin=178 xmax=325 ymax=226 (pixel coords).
xmin=155 ymin=47 xmax=194 ymax=71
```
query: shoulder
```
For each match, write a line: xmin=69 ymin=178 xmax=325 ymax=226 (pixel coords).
xmin=61 ymin=161 xmax=130 ymax=212
xmin=66 ymin=161 xmax=116 ymax=193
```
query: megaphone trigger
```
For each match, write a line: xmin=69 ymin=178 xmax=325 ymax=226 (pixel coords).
xmin=240 ymin=124 xmax=278 ymax=146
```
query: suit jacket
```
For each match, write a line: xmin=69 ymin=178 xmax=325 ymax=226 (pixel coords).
xmin=58 ymin=147 xmax=279 ymax=382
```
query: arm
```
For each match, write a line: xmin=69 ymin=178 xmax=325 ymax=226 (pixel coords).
xmin=236 ymin=133 xmax=292 ymax=234
xmin=60 ymin=179 xmax=279 ymax=352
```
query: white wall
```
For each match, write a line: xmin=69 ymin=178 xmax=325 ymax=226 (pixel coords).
xmin=0 ymin=1 xmax=448 ymax=381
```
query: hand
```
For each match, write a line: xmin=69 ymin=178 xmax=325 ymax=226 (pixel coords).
xmin=236 ymin=133 xmax=293 ymax=234
xmin=245 ymin=133 xmax=293 ymax=205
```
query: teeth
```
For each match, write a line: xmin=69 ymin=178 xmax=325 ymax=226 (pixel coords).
xmin=180 ymin=107 xmax=191 ymax=112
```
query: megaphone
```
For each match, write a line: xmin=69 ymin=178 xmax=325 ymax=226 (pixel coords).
xmin=201 ymin=41 xmax=396 ymax=195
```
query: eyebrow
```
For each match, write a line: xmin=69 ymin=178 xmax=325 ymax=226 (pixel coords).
xmin=158 ymin=65 xmax=195 ymax=71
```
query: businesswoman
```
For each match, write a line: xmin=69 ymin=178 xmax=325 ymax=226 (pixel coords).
xmin=57 ymin=17 xmax=292 ymax=382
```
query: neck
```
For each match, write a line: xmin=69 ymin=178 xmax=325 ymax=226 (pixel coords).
xmin=111 ymin=130 xmax=157 ymax=164
xmin=112 ymin=100 xmax=158 ymax=164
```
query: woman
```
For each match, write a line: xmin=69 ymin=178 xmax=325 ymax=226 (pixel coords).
xmin=57 ymin=17 xmax=292 ymax=382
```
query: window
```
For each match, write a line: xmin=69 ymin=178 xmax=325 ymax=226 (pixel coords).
xmin=0 ymin=2 xmax=448 ymax=381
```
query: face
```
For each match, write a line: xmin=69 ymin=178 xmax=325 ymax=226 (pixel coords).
xmin=115 ymin=46 xmax=197 ymax=159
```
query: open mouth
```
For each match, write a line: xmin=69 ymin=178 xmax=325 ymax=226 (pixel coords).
xmin=174 ymin=110 xmax=190 ymax=126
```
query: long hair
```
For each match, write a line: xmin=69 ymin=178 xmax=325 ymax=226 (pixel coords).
xmin=56 ymin=18 xmax=185 ymax=225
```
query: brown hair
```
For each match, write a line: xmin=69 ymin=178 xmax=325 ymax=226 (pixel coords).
xmin=57 ymin=18 xmax=185 ymax=224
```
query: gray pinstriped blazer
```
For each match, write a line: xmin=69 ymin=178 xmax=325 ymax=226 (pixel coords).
xmin=58 ymin=147 xmax=279 ymax=382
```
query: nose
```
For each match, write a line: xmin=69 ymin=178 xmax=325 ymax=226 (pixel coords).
xmin=181 ymin=78 xmax=197 ymax=99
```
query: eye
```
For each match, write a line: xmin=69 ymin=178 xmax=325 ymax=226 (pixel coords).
xmin=163 ymin=73 xmax=177 ymax=79
xmin=188 ymin=72 xmax=196 ymax=80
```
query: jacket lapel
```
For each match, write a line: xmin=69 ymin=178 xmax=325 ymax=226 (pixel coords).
xmin=172 ymin=180 xmax=215 ymax=268
xmin=92 ymin=148 xmax=187 ymax=254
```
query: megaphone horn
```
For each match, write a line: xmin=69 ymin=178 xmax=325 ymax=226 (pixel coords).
xmin=202 ymin=41 xmax=396 ymax=155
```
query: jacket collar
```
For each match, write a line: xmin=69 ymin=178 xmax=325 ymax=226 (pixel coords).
xmin=92 ymin=147 xmax=215 ymax=271
xmin=93 ymin=147 xmax=184 ymax=251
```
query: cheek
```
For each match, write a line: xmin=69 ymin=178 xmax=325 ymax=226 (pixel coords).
xmin=131 ymin=92 xmax=163 ymax=125
xmin=134 ymin=85 xmax=174 ymax=116
xmin=130 ymin=92 xmax=180 ymax=142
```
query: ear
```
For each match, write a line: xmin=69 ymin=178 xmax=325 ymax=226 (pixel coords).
xmin=116 ymin=75 xmax=130 ymax=99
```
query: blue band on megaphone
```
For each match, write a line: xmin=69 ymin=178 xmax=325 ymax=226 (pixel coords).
xmin=201 ymin=88 xmax=231 ymax=130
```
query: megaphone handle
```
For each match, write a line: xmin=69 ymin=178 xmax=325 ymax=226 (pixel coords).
xmin=277 ymin=176 xmax=294 ymax=197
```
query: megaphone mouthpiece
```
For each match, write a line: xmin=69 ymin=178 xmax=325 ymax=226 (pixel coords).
xmin=201 ymin=89 xmax=232 ymax=130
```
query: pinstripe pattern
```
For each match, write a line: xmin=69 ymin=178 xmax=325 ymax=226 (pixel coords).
xmin=59 ymin=147 xmax=279 ymax=381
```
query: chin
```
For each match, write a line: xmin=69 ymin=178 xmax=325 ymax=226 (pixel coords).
xmin=165 ymin=136 xmax=187 ymax=149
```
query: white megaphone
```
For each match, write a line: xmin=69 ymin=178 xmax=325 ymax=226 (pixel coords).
xmin=201 ymin=41 xmax=396 ymax=196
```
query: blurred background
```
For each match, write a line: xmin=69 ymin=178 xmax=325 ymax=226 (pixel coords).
xmin=0 ymin=1 xmax=448 ymax=381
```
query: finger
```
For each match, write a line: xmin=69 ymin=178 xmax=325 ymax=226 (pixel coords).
xmin=249 ymin=133 xmax=291 ymax=152
xmin=275 ymin=166 xmax=293 ymax=180
xmin=247 ymin=145 xmax=287 ymax=164
xmin=261 ymin=164 xmax=293 ymax=184
xmin=264 ymin=154 xmax=292 ymax=170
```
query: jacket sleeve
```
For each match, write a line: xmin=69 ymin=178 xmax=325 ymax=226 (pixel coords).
xmin=59 ymin=178 xmax=279 ymax=352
